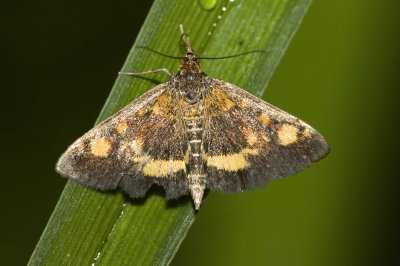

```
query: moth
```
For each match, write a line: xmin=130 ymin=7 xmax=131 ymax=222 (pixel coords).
xmin=57 ymin=25 xmax=329 ymax=210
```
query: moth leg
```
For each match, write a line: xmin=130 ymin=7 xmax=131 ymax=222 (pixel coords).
xmin=119 ymin=68 xmax=172 ymax=77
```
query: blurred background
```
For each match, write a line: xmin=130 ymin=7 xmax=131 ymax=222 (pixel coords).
xmin=1 ymin=0 xmax=398 ymax=265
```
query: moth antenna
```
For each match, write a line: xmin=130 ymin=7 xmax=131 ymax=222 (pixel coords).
xmin=136 ymin=46 xmax=264 ymax=60
xmin=136 ymin=46 xmax=181 ymax=59
xmin=198 ymin=50 xmax=265 ymax=60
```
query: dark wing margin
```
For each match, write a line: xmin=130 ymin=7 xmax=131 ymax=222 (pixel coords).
xmin=204 ymin=79 xmax=329 ymax=193
xmin=56 ymin=83 xmax=189 ymax=199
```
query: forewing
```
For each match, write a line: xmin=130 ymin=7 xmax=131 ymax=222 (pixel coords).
xmin=56 ymin=83 xmax=189 ymax=199
xmin=204 ymin=79 xmax=329 ymax=193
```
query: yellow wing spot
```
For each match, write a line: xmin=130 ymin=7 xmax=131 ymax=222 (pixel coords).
xmin=260 ymin=132 xmax=270 ymax=143
xmin=136 ymin=108 xmax=147 ymax=116
xmin=202 ymin=148 xmax=208 ymax=161
xmin=303 ymin=128 xmax=312 ymax=138
xmin=116 ymin=121 xmax=128 ymax=134
xmin=151 ymin=93 xmax=172 ymax=115
xmin=183 ymin=102 xmax=203 ymax=117
xmin=74 ymin=141 xmax=85 ymax=151
xmin=184 ymin=148 xmax=190 ymax=164
xmin=242 ymin=148 xmax=259 ymax=155
xmin=151 ymin=104 xmax=161 ymax=115
xmin=70 ymin=141 xmax=85 ymax=155
xmin=119 ymin=138 xmax=145 ymax=163
xmin=277 ymin=124 xmax=299 ymax=146
xmin=142 ymin=159 xmax=186 ymax=177
xmin=243 ymin=128 xmax=258 ymax=146
xmin=259 ymin=113 xmax=271 ymax=125
xmin=240 ymin=99 xmax=249 ymax=109
xmin=133 ymin=138 xmax=143 ymax=150
xmin=90 ymin=137 xmax=111 ymax=157
xmin=211 ymin=88 xmax=236 ymax=112
xmin=207 ymin=152 xmax=249 ymax=172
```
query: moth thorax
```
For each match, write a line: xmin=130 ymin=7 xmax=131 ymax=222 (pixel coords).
xmin=184 ymin=88 xmax=202 ymax=104
xmin=175 ymin=72 xmax=204 ymax=104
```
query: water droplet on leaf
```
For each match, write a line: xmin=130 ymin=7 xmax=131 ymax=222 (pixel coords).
xmin=199 ymin=0 xmax=217 ymax=10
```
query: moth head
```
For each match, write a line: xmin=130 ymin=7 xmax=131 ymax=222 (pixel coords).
xmin=180 ymin=50 xmax=201 ymax=73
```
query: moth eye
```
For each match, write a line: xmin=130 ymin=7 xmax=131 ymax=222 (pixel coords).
xmin=186 ymin=52 xmax=195 ymax=60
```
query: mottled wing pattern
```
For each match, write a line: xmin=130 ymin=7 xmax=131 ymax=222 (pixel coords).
xmin=204 ymin=78 xmax=329 ymax=193
xmin=56 ymin=83 xmax=189 ymax=199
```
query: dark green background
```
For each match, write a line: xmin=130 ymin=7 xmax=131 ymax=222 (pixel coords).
xmin=1 ymin=0 xmax=398 ymax=265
